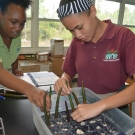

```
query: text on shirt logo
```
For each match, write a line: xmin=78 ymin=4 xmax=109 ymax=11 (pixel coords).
xmin=103 ymin=49 xmax=119 ymax=62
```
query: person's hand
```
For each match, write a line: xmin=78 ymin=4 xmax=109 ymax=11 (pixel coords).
xmin=25 ymin=87 xmax=51 ymax=112
xmin=54 ymin=77 xmax=71 ymax=96
xmin=12 ymin=69 xmax=23 ymax=76
xmin=71 ymin=101 xmax=105 ymax=122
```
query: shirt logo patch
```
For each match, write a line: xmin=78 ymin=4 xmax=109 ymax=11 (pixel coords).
xmin=103 ymin=49 xmax=119 ymax=62
xmin=16 ymin=47 xmax=20 ymax=55
xmin=16 ymin=48 xmax=20 ymax=53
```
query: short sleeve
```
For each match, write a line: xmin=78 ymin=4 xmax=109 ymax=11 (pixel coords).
xmin=62 ymin=38 xmax=77 ymax=78
xmin=121 ymin=29 xmax=135 ymax=77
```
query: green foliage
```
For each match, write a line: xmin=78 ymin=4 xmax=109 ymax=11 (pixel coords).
xmin=22 ymin=0 xmax=135 ymax=45
xmin=39 ymin=21 xmax=72 ymax=41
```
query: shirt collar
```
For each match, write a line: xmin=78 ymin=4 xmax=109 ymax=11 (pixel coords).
xmin=0 ymin=35 xmax=19 ymax=47
xmin=99 ymin=19 xmax=116 ymax=42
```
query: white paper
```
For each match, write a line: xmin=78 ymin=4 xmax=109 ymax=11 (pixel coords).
xmin=29 ymin=71 xmax=59 ymax=86
xmin=38 ymin=85 xmax=54 ymax=92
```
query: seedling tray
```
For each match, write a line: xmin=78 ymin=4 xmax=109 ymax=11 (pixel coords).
xmin=32 ymin=87 xmax=135 ymax=135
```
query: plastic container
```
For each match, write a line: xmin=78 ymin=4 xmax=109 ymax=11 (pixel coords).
xmin=32 ymin=87 xmax=135 ymax=135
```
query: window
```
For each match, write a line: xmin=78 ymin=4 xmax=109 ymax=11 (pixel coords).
xmin=39 ymin=21 xmax=72 ymax=47
xmin=38 ymin=0 xmax=72 ymax=47
xmin=95 ymin=0 xmax=120 ymax=24
xmin=21 ymin=6 xmax=32 ymax=47
xmin=123 ymin=3 xmax=135 ymax=33
xmin=123 ymin=4 xmax=135 ymax=26
xmin=21 ymin=20 xmax=31 ymax=47
xmin=39 ymin=0 xmax=59 ymax=19
xmin=20 ymin=0 xmax=135 ymax=51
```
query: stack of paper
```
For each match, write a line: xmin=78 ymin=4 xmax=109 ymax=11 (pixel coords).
xmin=27 ymin=71 xmax=59 ymax=87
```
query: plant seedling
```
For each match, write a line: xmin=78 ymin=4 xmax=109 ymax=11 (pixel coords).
xmin=43 ymin=92 xmax=50 ymax=126
xmin=55 ymin=88 xmax=62 ymax=118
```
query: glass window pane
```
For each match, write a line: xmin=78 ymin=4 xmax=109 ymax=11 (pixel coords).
xmin=95 ymin=0 xmax=120 ymax=24
xmin=39 ymin=21 xmax=72 ymax=47
xmin=21 ymin=20 xmax=31 ymax=47
xmin=123 ymin=4 xmax=135 ymax=25
xmin=26 ymin=6 xmax=32 ymax=18
xmin=39 ymin=0 xmax=59 ymax=19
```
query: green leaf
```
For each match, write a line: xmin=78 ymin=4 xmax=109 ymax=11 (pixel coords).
xmin=43 ymin=92 xmax=50 ymax=126
xmin=55 ymin=88 xmax=62 ymax=118
xmin=71 ymin=92 xmax=79 ymax=105
xmin=68 ymin=94 xmax=75 ymax=112
xmin=82 ymin=81 xmax=87 ymax=104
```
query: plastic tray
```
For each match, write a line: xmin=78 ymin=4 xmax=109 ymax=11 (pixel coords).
xmin=32 ymin=87 xmax=135 ymax=135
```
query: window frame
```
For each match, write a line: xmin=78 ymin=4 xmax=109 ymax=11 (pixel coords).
xmin=20 ymin=0 xmax=135 ymax=54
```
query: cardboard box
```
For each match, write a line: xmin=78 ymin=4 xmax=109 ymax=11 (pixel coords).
xmin=18 ymin=54 xmax=37 ymax=60
xmin=50 ymin=38 xmax=64 ymax=58
xmin=39 ymin=61 xmax=52 ymax=72
xmin=19 ymin=60 xmax=52 ymax=73
xmin=36 ymin=51 xmax=49 ymax=62
xmin=49 ymin=57 xmax=64 ymax=76
xmin=18 ymin=60 xmax=40 ymax=72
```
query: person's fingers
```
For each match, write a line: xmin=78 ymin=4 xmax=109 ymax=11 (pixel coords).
xmin=46 ymin=95 xmax=52 ymax=111
xmin=54 ymin=80 xmax=60 ymax=94
xmin=18 ymin=71 xmax=23 ymax=76
xmin=54 ymin=85 xmax=67 ymax=96
xmin=20 ymin=71 xmax=23 ymax=76
xmin=54 ymin=78 xmax=71 ymax=96
xmin=61 ymin=90 xmax=67 ymax=96
xmin=71 ymin=112 xmax=82 ymax=122
xmin=65 ymin=81 xmax=71 ymax=91
xmin=34 ymin=93 xmax=49 ymax=112
xmin=39 ymin=97 xmax=51 ymax=112
xmin=71 ymin=104 xmax=88 ymax=122
xmin=74 ymin=115 xmax=86 ymax=122
xmin=54 ymin=79 xmax=67 ymax=95
xmin=60 ymin=79 xmax=71 ymax=95
xmin=15 ymin=70 xmax=23 ymax=76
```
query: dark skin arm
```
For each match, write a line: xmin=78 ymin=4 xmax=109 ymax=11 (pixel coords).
xmin=0 ymin=62 xmax=51 ymax=111
xmin=12 ymin=57 xmax=23 ymax=76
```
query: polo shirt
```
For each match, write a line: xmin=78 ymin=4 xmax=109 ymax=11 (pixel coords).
xmin=63 ymin=20 xmax=135 ymax=94
xmin=0 ymin=35 xmax=21 ymax=70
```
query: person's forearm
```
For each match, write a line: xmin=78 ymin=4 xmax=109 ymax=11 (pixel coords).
xmin=12 ymin=58 xmax=18 ymax=72
xmin=0 ymin=67 xmax=34 ymax=94
xmin=100 ymin=82 xmax=135 ymax=111
xmin=61 ymin=72 xmax=71 ymax=81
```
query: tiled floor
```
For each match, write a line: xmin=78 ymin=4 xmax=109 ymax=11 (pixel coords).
xmin=72 ymin=82 xmax=135 ymax=120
